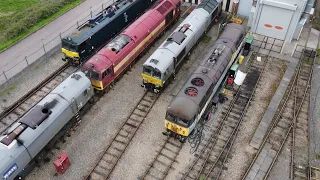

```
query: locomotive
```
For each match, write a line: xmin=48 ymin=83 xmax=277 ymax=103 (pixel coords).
xmin=141 ymin=0 xmax=222 ymax=93
xmin=0 ymin=72 xmax=94 ymax=180
xmin=81 ymin=0 xmax=181 ymax=91
xmin=61 ymin=0 xmax=156 ymax=65
xmin=163 ymin=23 xmax=246 ymax=143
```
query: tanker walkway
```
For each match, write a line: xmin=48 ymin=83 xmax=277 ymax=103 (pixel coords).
xmin=0 ymin=0 xmax=114 ymax=86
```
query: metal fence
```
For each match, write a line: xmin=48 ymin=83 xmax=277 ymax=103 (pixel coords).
xmin=0 ymin=0 xmax=116 ymax=86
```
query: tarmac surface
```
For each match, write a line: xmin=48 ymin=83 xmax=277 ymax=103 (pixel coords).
xmin=0 ymin=0 xmax=114 ymax=86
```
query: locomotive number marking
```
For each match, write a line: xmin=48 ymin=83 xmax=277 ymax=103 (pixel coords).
xmin=124 ymin=12 xmax=128 ymax=23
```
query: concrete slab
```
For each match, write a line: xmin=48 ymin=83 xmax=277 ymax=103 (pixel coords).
xmin=255 ymin=170 xmax=266 ymax=180
xmin=246 ymin=170 xmax=258 ymax=180
xmin=252 ymin=163 xmax=261 ymax=173
xmin=260 ymin=156 xmax=273 ymax=172
xmin=268 ymin=149 xmax=277 ymax=158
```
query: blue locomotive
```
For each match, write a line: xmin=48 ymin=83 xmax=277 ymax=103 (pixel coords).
xmin=61 ymin=0 xmax=156 ymax=65
xmin=0 ymin=72 xmax=94 ymax=180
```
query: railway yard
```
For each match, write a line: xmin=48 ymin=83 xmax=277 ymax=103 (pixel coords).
xmin=1 ymin=1 xmax=320 ymax=180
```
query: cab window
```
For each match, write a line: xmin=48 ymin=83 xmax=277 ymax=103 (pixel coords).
xmin=102 ymin=67 xmax=112 ymax=78
xmin=166 ymin=112 xmax=175 ymax=121
xmin=153 ymin=69 xmax=161 ymax=79
xmin=143 ymin=66 xmax=152 ymax=75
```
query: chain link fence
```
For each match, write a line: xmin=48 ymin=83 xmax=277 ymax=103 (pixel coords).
xmin=0 ymin=0 xmax=116 ymax=86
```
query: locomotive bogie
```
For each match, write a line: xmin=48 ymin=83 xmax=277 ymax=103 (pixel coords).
xmin=0 ymin=72 xmax=94 ymax=180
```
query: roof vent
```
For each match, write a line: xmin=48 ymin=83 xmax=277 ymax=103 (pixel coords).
xmin=202 ymin=68 xmax=208 ymax=74
xmin=71 ymin=73 xmax=82 ymax=80
xmin=185 ymin=87 xmax=198 ymax=96
xmin=150 ymin=59 xmax=159 ymax=64
xmin=214 ymin=44 xmax=225 ymax=55
xmin=191 ymin=78 xmax=204 ymax=87
xmin=90 ymin=63 xmax=94 ymax=68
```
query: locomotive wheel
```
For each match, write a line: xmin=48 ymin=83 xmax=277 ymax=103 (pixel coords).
xmin=179 ymin=136 xmax=187 ymax=143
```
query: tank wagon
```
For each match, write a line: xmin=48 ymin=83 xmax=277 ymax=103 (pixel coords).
xmin=163 ymin=23 xmax=246 ymax=142
xmin=141 ymin=0 xmax=222 ymax=93
xmin=82 ymin=0 xmax=181 ymax=91
xmin=0 ymin=72 xmax=94 ymax=180
xmin=61 ymin=0 xmax=156 ymax=65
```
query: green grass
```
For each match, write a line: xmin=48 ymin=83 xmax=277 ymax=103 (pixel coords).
xmin=0 ymin=0 xmax=83 ymax=52
xmin=202 ymin=35 xmax=212 ymax=44
xmin=0 ymin=82 xmax=17 ymax=96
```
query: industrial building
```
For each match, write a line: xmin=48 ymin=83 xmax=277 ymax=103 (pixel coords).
xmin=247 ymin=0 xmax=315 ymax=43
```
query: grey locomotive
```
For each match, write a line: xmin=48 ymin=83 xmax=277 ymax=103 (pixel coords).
xmin=163 ymin=23 xmax=246 ymax=142
xmin=0 ymin=72 xmax=94 ymax=180
xmin=141 ymin=0 xmax=222 ymax=93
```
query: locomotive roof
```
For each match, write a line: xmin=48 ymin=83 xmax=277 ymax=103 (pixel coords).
xmin=196 ymin=0 xmax=219 ymax=14
xmin=143 ymin=49 xmax=175 ymax=72
xmin=83 ymin=52 xmax=113 ymax=72
xmin=143 ymin=8 xmax=209 ymax=72
xmin=62 ymin=0 xmax=138 ymax=45
xmin=167 ymin=23 xmax=246 ymax=121
xmin=0 ymin=71 xmax=90 ymax=147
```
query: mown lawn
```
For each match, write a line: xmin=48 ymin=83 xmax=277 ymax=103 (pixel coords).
xmin=0 ymin=0 xmax=83 ymax=51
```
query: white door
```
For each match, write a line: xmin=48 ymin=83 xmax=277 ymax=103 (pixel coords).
xmin=256 ymin=5 xmax=294 ymax=40
xmin=238 ymin=0 xmax=253 ymax=17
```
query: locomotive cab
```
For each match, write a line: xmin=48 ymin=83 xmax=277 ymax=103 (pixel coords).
xmin=141 ymin=64 xmax=163 ymax=93
xmin=82 ymin=56 xmax=115 ymax=91
xmin=62 ymin=38 xmax=81 ymax=64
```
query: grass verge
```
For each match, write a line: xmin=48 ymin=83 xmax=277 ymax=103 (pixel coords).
xmin=0 ymin=0 xmax=83 ymax=52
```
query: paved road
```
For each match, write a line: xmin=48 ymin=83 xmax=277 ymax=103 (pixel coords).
xmin=0 ymin=0 xmax=114 ymax=85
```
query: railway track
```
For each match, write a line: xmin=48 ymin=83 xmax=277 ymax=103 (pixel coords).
xmin=180 ymin=52 xmax=268 ymax=180
xmin=290 ymin=48 xmax=314 ymax=180
xmin=0 ymin=63 xmax=76 ymax=135
xmin=86 ymin=91 xmax=159 ymax=180
xmin=141 ymin=136 xmax=183 ymax=180
xmin=241 ymin=28 xmax=314 ymax=180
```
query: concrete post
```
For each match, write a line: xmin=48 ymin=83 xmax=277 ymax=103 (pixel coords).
xmin=25 ymin=56 xmax=29 ymax=66
xmin=3 ymin=71 xmax=7 ymax=81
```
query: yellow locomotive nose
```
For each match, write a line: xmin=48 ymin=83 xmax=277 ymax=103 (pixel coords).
xmin=141 ymin=73 xmax=163 ymax=87
xmin=62 ymin=48 xmax=80 ymax=58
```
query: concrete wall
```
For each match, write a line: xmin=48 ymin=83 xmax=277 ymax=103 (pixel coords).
xmin=250 ymin=0 xmax=308 ymax=43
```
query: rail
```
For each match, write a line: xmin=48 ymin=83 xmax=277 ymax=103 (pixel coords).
xmin=241 ymin=24 xmax=314 ymax=180
xmin=181 ymin=50 xmax=268 ymax=180
xmin=0 ymin=0 xmax=127 ymax=87
xmin=0 ymin=63 xmax=76 ymax=135
xmin=86 ymin=91 xmax=159 ymax=179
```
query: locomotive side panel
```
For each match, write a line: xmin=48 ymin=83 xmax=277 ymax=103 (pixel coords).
xmin=0 ymin=143 xmax=31 ymax=180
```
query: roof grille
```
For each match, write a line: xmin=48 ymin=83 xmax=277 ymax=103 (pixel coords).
xmin=150 ymin=59 xmax=159 ymax=64
xmin=185 ymin=87 xmax=198 ymax=96
xmin=191 ymin=78 xmax=204 ymax=87
xmin=213 ymin=44 xmax=225 ymax=55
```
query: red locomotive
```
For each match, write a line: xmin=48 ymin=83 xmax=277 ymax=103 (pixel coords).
xmin=81 ymin=0 xmax=181 ymax=91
